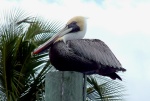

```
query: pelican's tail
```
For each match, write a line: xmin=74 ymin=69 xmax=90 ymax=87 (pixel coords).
xmin=105 ymin=73 xmax=122 ymax=81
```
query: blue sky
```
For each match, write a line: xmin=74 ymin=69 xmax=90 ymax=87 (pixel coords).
xmin=1 ymin=0 xmax=150 ymax=101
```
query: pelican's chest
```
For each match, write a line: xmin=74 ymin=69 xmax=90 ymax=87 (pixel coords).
xmin=49 ymin=41 xmax=73 ymax=70
xmin=49 ymin=41 xmax=69 ymax=64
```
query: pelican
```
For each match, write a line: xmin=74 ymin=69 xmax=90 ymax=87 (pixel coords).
xmin=32 ymin=16 xmax=126 ymax=80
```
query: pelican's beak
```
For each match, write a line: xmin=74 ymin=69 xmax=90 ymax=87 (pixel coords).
xmin=32 ymin=26 xmax=72 ymax=55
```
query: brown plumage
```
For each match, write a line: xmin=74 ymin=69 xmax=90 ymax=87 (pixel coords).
xmin=50 ymin=39 xmax=126 ymax=80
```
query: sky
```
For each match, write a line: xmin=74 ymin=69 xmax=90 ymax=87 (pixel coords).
xmin=1 ymin=0 xmax=150 ymax=101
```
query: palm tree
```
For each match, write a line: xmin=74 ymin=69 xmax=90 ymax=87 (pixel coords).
xmin=0 ymin=8 xmax=126 ymax=101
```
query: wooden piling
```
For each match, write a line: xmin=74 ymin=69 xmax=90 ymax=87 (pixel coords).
xmin=45 ymin=71 xmax=86 ymax=101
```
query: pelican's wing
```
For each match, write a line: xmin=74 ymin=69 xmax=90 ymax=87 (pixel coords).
xmin=67 ymin=39 xmax=124 ymax=70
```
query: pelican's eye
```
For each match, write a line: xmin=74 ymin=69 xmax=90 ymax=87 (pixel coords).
xmin=67 ymin=21 xmax=80 ymax=33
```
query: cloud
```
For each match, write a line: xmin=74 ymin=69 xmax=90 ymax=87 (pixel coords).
xmin=87 ymin=0 xmax=150 ymax=35
xmin=2 ymin=0 xmax=150 ymax=36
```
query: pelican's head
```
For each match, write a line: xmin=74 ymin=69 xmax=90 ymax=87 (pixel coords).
xmin=32 ymin=16 xmax=87 ymax=55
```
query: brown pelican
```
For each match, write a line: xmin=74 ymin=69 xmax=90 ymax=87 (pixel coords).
xmin=32 ymin=16 xmax=126 ymax=80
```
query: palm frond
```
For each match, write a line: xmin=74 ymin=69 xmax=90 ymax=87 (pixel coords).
xmin=0 ymin=8 xmax=62 ymax=101
xmin=87 ymin=75 xmax=126 ymax=101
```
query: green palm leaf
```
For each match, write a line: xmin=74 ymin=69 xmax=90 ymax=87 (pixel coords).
xmin=87 ymin=75 xmax=126 ymax=101
xmin=0 ymin=8 xmax=62 ymax=101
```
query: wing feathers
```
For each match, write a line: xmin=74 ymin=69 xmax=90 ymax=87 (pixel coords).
xmin=67 ymin=39 xmax=123 ymax=69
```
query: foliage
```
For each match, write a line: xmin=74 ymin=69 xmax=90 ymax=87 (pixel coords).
xmin=0 ymin=8 xmax=126 ymax=101
xmin=0 ymin=8 xmax=62 ymax=101
xmin=87 ymin=75 xmax=126 ymax=101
